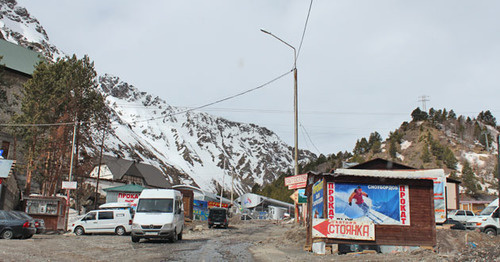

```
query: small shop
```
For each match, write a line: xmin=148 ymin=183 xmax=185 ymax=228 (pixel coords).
xmin=25 ymin=196 xmax=67 ymax=231
xmin=103 ymin=184 xmax=145 ymax=209
xmin=305 ymin=169 xmax=437 ymax=252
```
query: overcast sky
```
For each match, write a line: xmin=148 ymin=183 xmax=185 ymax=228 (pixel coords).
xmin=17 ymin=1 xmax=500 ymax=155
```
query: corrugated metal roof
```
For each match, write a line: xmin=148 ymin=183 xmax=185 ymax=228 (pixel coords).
xmin=0 ymin=39 xmax=42 ymax=75
xmin=103 ymin=184 xmax=145 ymax=193
xmin=332 ymin=168 xmax=446 ymax=180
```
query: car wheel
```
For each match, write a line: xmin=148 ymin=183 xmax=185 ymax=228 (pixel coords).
xmin=115 ymin=226 xmax=126 ymax=236
xmin=178 ymin=228 xmax=183 ymax=241
xmin=208 ymin=224 xmax=212 ymax=229
xmin=131 ymin=236 xmax=140 ymax=243
xmin=2 ymin=230 xmax=13 ymax=239
xmin=74 ymin=226 xmax=85 ymax=236
xmin=171 ymin=228 xmax=178 ymax=243
xmin=484 ymin=228 xmax=497 ymax=236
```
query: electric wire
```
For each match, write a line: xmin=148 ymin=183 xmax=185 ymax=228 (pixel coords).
xmin=300 ymin=122 xmax=321 ymax=155
xmin=297 ymin=0 xmax=313 ymax=61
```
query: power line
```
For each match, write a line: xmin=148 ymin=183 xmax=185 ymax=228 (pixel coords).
xmin=0 ymin=70 xmax=293 ymax=128
xmin=297 ymin=0 xmax=313 ymax=61
xmin=300 ymin=121 xmax=321 ymax=155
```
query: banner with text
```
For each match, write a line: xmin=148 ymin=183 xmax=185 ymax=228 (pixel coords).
xmin=312 ymin=179 xmax=324 ymax=219
xmin=312 ymin=219 xmax=375 ymax=240
xmin=328 ymin=183 xmax=410 ymax=226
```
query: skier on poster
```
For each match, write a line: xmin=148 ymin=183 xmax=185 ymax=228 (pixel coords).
xmin=348 ymin=186 xmax=369 ymax=215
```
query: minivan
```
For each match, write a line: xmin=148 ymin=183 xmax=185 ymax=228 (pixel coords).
xmin=131 ymin=189 xmax=184 ymax=243
xmin=466 ymin=198 xmax=499 ymax=236
xmin=70 ymin=209 xmax=132 ymax=236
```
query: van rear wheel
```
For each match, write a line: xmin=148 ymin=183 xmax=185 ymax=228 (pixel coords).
xmin=115 ymin=226 xmax=126 ymax=236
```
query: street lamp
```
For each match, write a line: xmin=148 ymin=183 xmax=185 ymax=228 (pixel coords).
xmin=261 ymin=29 xmax=299 ymax=177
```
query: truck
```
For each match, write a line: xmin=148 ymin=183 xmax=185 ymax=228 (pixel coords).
xmin=130 ymin=189 xmax=184 ymax=243
xmin=465 ymin=198 xmax=499 ymax=236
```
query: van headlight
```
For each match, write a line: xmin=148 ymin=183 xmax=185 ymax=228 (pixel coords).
xmin=132 ymin=223 xmax=140 ymax=229
xmin=162 ymin=224 xmax=173 ymax=230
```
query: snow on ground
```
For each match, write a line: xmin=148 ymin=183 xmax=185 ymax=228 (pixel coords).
xmin=396 ymin=152 xmax=404 ymax=161
xmin=400 ymin=140 xmax=412 ymax=150
xmin=461 ymin=151 xmax=489 ymax=167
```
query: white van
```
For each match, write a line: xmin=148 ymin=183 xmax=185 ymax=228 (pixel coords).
xmin=70 ymin=209 xmax=132 ymax=236
xmin=466 ymin=198 xmax=499 ymax=236
xmin=131 ymin=189 xmax=184 ymax=243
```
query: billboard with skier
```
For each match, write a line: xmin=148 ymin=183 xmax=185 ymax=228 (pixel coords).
xmin=328 ymin=183 xmax=410 ymax=226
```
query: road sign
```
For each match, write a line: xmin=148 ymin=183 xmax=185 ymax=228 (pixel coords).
xmin=312 ymin=219 xmax=375 ymax=240
xmin=285 ymin=174 xmax=307 ymax=189
xmin=62 ymin=181 xmax=77 ymax=190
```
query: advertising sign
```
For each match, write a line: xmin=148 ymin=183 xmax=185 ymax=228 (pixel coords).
xmin=298 ymin=189 xmax=307 ymax=204
xmin=285 ymin=174 xmax=308 ymax=189
xmin=313 ymin=219 xmax=375 ymax=240
xmin=208 ymin=201 xmax=229 ymax=209
xmin=423 ymin=176 xmax=446 ymax=223
xmin=328 ymin=183 xmax=410 ymax=226
xmin=117 ymin=192 xmax=140 ymax=207
xmin=327 ymin=182 xmax=335 ymax=219
xmin=193 ymin=200 xmax=208 ymax=220
xmin=312 ymin=179 xmax=324 ymax=219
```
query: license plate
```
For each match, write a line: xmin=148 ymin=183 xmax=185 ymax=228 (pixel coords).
xmin=145 ymin=232 xmax=158 ymax=236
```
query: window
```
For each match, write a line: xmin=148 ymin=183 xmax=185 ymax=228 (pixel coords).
xmin=466 ymin=211 xmax=474 ymax=216
xmin=137 ymin=199 xmax=173 ymax=213
xmin=456 ymin=210 xmax=465 ymax=216
xmin=84 ymin=212 xmax=96 ymax=221
xmin=98 ymin=211 xmax=113 ymax=220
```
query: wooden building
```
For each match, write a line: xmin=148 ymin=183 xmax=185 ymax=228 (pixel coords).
xmin=305 ymin=169 xmax=436 ymax=247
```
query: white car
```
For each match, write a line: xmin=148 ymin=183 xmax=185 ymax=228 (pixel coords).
xmin=70 ymin=209 xmax=132 ymax=236
xmin=448 ymin=209 xmax=475 ymax=224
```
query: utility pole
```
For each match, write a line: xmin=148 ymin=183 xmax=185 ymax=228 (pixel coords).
xmin=261 ymin=29 xmax=299 ymax=177
xmin=220 ymin=158 xmax=225 ymax=207
xmin=94 ymin=126 xmax=107 ymax=210
xmin=483 ymin=131 xmax=490 ymax=152
xmin=418 ymin=95 xmax=430 ymax=112
xmin=497 ymin=135 xmax=499 ymax=218
xmin=65 ymin=121 xmax=77 ymax=231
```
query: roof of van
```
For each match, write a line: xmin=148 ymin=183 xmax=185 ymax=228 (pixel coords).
xmin=139 ymin=189 xmax=180 ymax=199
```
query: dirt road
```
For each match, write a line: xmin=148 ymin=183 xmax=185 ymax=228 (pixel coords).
xmin=0 ymin=219 xmax=499 ymax=261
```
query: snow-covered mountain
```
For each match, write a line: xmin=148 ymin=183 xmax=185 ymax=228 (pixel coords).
xmin=0 ymin=0 xmax=316 ymax=194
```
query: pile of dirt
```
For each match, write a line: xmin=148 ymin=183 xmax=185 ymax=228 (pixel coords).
xmin=436 ymin=229 xmax=500 ymax=260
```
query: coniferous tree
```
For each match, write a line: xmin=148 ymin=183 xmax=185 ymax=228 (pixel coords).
xmin=14 ymin=55 xmax=109 ymax=196
xmin=461 ymin=162 xmax=480 ymax=196
xmin=477 ymin=110 xmax=496 ymax=127
xmin=411 ymin=107 xmax=428 ymax=121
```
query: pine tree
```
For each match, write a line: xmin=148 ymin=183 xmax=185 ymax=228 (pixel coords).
xmin=461 ymin=162 xmax=480 ymax=196
xmin=477 ymin=110 xmax=497 ymax=127
xmin=411 ymin=107 xmax=428 ymax=121
xmin=421 ymin=144 xmax=431 ymax=163
xmin=14 ymin=55 xmax=109 ymax=196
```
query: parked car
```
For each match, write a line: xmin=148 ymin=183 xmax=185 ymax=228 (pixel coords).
xmin=0 ymin=210 xmax=36 ymax=239
xmin=11 ymin=211 xmax=46 ymax=234
xmin=448 ymin=209 xmax=475 ymax=224
xmin=131 ymin=189 xmax=184 ymax=243
xmin=208 ymin=207 xmax=229 ymax=229
xmin=69 ymin=209 xmax=132 ymax=236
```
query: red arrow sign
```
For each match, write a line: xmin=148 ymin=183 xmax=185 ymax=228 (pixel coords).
xmin=312 ymin=219 xmax=330 ymax=237
xmin=312 ymin=219 xmax=375 ymax=240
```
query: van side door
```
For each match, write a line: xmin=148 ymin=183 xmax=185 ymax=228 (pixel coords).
xmin=97 ymin=211 xmax=114 ymax=233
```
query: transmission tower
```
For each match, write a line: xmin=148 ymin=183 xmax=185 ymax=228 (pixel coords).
xmin=418 ymin=95 xmax=430 ymax=112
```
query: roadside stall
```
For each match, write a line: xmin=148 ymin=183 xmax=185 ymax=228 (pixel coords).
xmin=25 ymin=196 xmax=67 ymax=231
xmin=305 ymin=170 xmax=436 ymax=253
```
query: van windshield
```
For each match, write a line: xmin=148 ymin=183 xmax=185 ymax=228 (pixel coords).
xmin=137 ymin=199 xmax=173 ymax=213
xmin=479 ymin=206 xmax=497 ymax=216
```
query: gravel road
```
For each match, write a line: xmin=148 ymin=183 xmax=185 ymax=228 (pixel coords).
xmin=1 ymin=219 xmax=499 ymax=262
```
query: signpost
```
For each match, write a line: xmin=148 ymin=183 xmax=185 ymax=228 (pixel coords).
xmin=62 ymin=181 xmax=77 ymax=190
xmin=285 ymin=174 xmax=308 ymax=224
